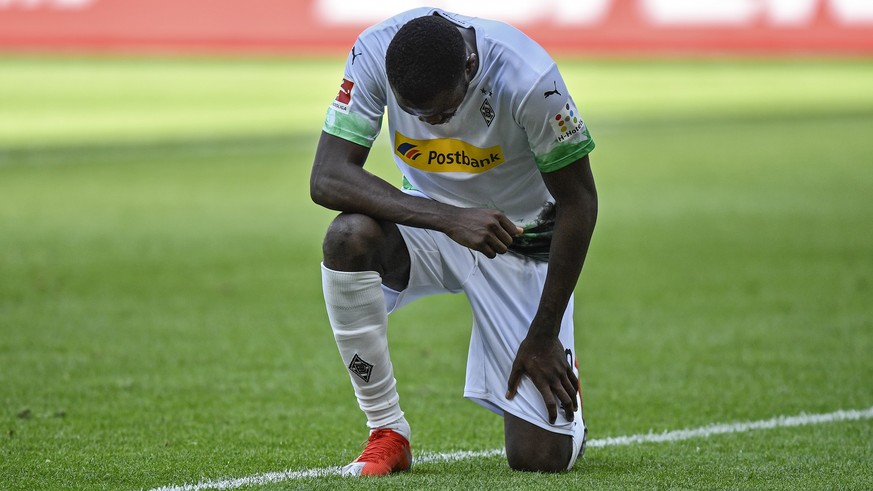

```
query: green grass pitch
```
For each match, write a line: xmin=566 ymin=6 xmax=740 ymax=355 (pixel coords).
xmin=1 ymin=56 xmax=872 ymax=490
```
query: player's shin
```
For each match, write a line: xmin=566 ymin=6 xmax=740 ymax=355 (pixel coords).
xmin=320 ymin=264 xmax=408 ymax=438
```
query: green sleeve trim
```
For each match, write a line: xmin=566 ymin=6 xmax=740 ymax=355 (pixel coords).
xmin=401 ymin=176 xmax=417 ymax=191
xmin=322 ymin=110 xmax=381 ymax=149
xmin=535 ymin=135 xmax=596 ymax=173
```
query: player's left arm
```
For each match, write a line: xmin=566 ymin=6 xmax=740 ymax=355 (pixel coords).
xmin=506 ymin=154 xmax=597 ymax=424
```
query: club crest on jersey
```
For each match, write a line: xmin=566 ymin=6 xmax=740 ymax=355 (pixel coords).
xmin=331 ymin=78 xmax=354 ymax=114
xmin=480 ymin=99 xmax=495 ymax=127
xmin=549 ymin=98 xmax=587 ymax=143
xmin=394 ymin=132 xmax=505 ymax=174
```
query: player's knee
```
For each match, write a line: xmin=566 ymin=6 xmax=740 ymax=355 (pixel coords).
xmin=505 ymin=441 xmax=571 ymax=473
xmin=322 ymin=213 xmax=384 ymax=270
xmin=504 ymin=412 xmax=574 ymax=473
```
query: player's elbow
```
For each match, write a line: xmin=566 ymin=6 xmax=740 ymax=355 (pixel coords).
xmin=564 ymin=185 xmax=598 ymax=227
xmin=309 ymin=166 xmax=335 ymax=208
xmin=584 ymin=187 xmax=598 ymax=224
xmin=309 ymin=176 xmax=325 ymax=206
xmin=310 ymin=183 xmax=338 ymax=210
xmin=575 ymin=174 xmax=598 ymax=225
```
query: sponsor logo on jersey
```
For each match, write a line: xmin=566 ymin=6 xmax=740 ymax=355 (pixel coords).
xmin=394 ymin=132 xmax=505 ymax=173
xmin=331 ymin=78 xmax=354 ymax=114
xmin=396 ymin=142 xmax=422 ymax=160
xmin=549 ymin=98 xmax=587 ymax=143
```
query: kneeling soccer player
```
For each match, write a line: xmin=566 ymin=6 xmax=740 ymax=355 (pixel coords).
xmin=311 ymin=8 xmax=597 ymax=475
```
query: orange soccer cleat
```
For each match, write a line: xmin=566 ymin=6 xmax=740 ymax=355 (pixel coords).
xmin=341 ymin=429 xmax=412 ymax=477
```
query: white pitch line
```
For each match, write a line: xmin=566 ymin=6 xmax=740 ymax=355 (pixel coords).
xmin=586 ymin=405 xmax=873 ymax=448
xmin=146 ymin=405 xmax=873 ymax=491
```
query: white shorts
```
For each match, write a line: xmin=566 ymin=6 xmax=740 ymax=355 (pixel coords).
xmin=382 ymin=225 xmax=580 ymax=437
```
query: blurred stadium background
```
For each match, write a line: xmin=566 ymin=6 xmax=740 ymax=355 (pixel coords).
xmin=2 ymin=0 xmax=873 ymax=55
xmin=2 ymin=0 xmax=872 ymax=153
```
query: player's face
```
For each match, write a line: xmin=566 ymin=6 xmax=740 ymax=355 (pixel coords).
xmin=395 ymin=77 xmax=469 ymax=125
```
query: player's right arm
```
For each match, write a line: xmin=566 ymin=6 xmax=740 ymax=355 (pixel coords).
xmin=310 ymin=131 xmax=519 ymax=258
xmin=314 ymin=30 xmax=517 ymax=256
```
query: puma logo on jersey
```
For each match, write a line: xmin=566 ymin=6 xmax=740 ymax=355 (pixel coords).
xmin=350 ymin=46 xmax=363 ymax=65
xmin=544 ymin=81 xmax=562 ymax=98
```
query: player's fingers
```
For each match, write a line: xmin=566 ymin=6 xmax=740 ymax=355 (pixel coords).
xmin=556 ymin=386 xmax=574 ymax=421
xmin=478 ymin=243 xmax=497 ymax=258
xmin=493 ymin=226 xmax=514 ymax=248
xmin=497 ymin=215 xmax=521 ymax=237
xmin=488 ymin=234 xmax=510 ymax=254
xmin=537 ymin=385 xmax=558 ymax=424
xmin=566 ymin=368 xmax=579 ymax=411
xmin=506 ymin=366 xmax=523 ymax=399
xmin=561 ymin=376 xmax=578 ymax=412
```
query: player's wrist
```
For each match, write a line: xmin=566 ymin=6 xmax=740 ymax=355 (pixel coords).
xmin=526 ymin=316 xmax=561 ymax=340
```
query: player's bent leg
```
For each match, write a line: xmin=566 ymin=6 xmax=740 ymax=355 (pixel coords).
xmin=503 ymin=412 xmax=574 ymax=472
xmin=503 ymin=396 xmax=586 ymax=473
xmin=321 ymin=213 xmax=414 ymax=476
xmin=322 ymin=212 xmax=410 ymax=289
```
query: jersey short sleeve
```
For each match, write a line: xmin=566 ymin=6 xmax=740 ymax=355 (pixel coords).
xmin=518 ymin=64 xmax=595 ymax=173
xmin=323 ymin=34 xmax=390 ymax=148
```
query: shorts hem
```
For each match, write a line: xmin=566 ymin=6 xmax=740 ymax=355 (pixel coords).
xmin=463 ymin=391 xmax=575 ymax=437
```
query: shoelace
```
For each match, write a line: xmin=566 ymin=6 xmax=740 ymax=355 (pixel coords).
xmin=357 ymin=430 xmax=406 ymax=461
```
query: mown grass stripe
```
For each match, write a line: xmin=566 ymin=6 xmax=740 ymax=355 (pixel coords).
xmin=145 ymin=405 xmax=873 ymax=491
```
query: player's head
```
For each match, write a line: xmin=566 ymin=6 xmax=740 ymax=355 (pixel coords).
xmin=386 ymin=15 xmax=474 ymax=125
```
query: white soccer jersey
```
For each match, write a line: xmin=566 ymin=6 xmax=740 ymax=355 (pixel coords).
xmin=323 ymin=8 xmax=594 ymax=255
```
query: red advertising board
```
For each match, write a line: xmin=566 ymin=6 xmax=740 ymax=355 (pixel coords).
xmin=1 ymin=0 xmax=872 ymax=55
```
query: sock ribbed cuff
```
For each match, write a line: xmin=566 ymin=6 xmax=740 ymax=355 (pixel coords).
xmin=321 ymin=263 xmax=383 ymax=310
xmin=372 ymin=415 xmax=411 ymax=443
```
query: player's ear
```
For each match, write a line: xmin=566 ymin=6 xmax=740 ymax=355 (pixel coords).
xmin=465 ymin=53 xmax=478 ymax=80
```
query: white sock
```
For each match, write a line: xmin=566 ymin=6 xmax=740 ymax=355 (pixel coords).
xmin=374 ymin=415 xmax=411 ymax=442
xmin=321 ymin=264 xmax=405 ymax=431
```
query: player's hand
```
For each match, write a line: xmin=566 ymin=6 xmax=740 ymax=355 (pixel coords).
xmin=444 ymin=208 xmax=522 ymax=258
xmin=506 ymin=334 xmax=578 ymax=424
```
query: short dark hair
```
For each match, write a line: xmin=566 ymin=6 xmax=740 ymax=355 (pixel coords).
xmin=386 ymin=15 xmax=466 ymax=106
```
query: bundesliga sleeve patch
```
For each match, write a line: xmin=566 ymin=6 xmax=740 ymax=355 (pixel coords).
xmin=331 ymin=78 xmax=354 ymax=114
xmin=549 ymin=98 xmax=588 ymax=143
